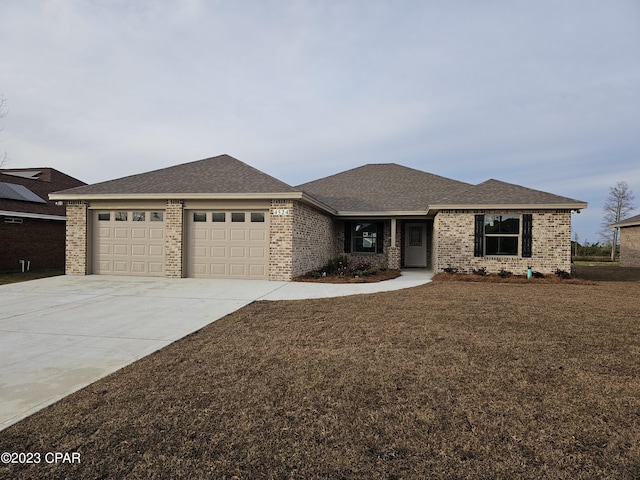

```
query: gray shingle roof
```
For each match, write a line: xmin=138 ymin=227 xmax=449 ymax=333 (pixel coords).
xmin=297 ymin=164 xmax=471 ymax=212
xmin=57 ymin=155 xmax=298 ymax=195
xmin=612 ymin=213 xmax=640 ymax=228
xmin=432 ymin=179 xmax=587 ymax=207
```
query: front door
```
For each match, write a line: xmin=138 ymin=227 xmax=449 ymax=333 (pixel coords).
xmin=404 ymin=223 xmax=427 ymax=267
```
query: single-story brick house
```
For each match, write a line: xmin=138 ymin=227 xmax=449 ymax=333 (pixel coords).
xmin=611 ymin=214 xmax=640 ymax=267
xmin=50 ymin=154 xmax=587 ymax=280
xmin=1 ymin=168 xmax=86 ymax=272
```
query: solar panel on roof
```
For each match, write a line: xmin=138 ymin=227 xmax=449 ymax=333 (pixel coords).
xmin=0 ymin=182 xmax=47 ymax=203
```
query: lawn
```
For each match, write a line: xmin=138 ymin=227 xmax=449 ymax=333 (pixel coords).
xmin=1 ymin=266 xmax=639 ymax=479
xmin=0 ymin=269 xmax=64 ymax=285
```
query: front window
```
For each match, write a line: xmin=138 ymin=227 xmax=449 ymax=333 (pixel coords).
xmin=348 ymin=222 xmax=382 ymax=253
xmin=483 ymin=215 xmax=520 ymax=256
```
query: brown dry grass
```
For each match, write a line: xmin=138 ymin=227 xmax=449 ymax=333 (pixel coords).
xmin=1 ymin=265 xmax=639 ymax=479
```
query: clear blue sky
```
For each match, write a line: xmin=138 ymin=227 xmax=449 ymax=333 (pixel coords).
xmin=1 ymin=0 xmax=639 ymax=243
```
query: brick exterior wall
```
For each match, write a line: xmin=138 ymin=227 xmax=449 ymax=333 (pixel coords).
xmin=269 ymin=200 xmax=294 ymax=280
xmin=0 ymin=216 xmax=66 ymax=272
xmin=619 ymin=226 xmax=640 ymax=267
xmin=433 ymin=209 xmax=573 ymax=275
xmin=165 ymin=200 xmax=184 ymax=278
xmin=335 ymin=220 xmax=393 ymax=269
xmin=291 ymin=201 xmax=337 ymax=278
xmin=65 ymin=201 xmax=88 ymax=275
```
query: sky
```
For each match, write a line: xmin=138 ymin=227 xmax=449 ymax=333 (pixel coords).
xmin=1 ymin=0 xmax=639 ymax=243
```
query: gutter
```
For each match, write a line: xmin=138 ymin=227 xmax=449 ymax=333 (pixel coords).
xmin=0 ymin=210 xmax=66 ymax=221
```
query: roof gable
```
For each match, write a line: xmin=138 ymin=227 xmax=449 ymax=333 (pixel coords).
xmin=57 ymin=155 xmax=298 ymax=196
xmin=297 ymin=163 xmax=471 ymax=212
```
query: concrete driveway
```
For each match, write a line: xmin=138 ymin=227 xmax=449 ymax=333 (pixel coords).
xmin=0 ymin=271 xmax=432 ymax=430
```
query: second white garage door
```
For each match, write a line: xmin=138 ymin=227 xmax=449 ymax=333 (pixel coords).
xmin=187 ymin=210 xmax=269 ymax=279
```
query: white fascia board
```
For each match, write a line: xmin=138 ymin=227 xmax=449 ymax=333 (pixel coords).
xmin=0 ymin=210 xmax=66 ymax=221
xmin=428 ymin=202 xmax=588 ymax=211
xmin=335 ymin=210 xmax=429 ymax=217
xmin=49 ymin=191 xmax=338 ymax=215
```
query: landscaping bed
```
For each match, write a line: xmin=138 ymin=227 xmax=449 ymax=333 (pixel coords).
xmin=1 ymin=265 xmax=639 ymax=479
xmin=295 ymin=268 xmax=401 ymax=283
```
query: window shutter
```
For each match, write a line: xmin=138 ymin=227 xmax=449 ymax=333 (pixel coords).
xmin=376 ymin=221 xmax=384 ymax=254
xmin=522 ymin=214 xmax=533 ymax=258
xmin=474 ymin=215 xmax=484 ymax=257
xmin=344 ymin=221 xmax=351 ymax=253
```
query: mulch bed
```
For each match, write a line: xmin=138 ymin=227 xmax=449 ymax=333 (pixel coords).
xmin=294 ymin=269 xmax=401 ymax=283
xmin=1 ymin=265 xmax=639 ymax=479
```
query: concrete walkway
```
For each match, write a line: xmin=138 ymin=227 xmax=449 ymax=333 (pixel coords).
xmin=0 ymin=271 xmax=432 ymax=430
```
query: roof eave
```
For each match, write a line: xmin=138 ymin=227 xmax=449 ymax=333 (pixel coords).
xmin=49 ymin=191 xmax=305 ymax=201
xmin=611 ymin=221 xmax=640 ymax=228
xmin=0 ymin=209 xmax=66 ymax=221
xmin=335 ymin=210 xmax=429 ymax=217
xmin=428 ymin=202 xmax=588 ymax=211
xmin=49 ymin=191 xmax=338 ymax=215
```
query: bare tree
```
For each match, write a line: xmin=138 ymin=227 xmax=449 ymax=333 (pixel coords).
xmin=599 ymin=181 xmax=636 ymax=261
xmin=0 ymin=94 xmax=7 ymax=167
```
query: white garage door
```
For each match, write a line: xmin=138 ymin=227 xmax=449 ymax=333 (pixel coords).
xmin=187 ymin=210 xmax=269 ymax=279
xmin=92 ymin=210 xmax=165 ymax=276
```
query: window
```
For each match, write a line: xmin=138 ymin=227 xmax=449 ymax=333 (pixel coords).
xmin=232 ymin=212 xmax=245 ymax=222
xmin=150 ymin=211 xmax=164 ymax=222
xmin=212 ymin=212 xmax=226 ymax=222
xmin=4 ymin=217 xmax=23 ymax=224
xmin=132 ymin=211 xmax=146 ymax=221
xmin=193 ymin=212 xmax=206 ymax=222
xmin=474 ymin=214 xmax=532 ymax=257
xmin=251 ymin=212 xmax=265 ymax=222
xmin=97 ymin=213 xmax=110 ymax=221
xmin=344 ymin=221 xmax=384 ymax=254
xmin=115 ymin=212 xmax=128 ymax=221
xmin=484 ymin=215 xmax=519 ymax=255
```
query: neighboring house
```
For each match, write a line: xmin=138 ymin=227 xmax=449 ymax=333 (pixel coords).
xmin=611 ymin=214 xmax=640 ymax=267
xmin=50 ymin=155 xmax=587 ymax=280
xmin=0 ymin=168 xmax=86 ymax=272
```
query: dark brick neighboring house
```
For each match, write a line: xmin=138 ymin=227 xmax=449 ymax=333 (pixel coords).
xmin=0 ymin=168 xmax=85 ymax=272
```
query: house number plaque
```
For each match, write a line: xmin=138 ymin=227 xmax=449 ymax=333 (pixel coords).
xmin=273 ymin=209 xmax=290 ymax=216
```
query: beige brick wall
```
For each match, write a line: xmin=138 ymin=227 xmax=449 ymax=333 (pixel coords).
xmin=165 ymin=200 xmax=184 ymax=278
xmin=291 ymin=201 xmax=336 ymax=278
xmin=335 ymin=220 xmax=393 ymax=269
xmin=619 ymin=226 xmax=640 ymax=267
xmin=269 ymin=200 xmax=294 ymax=280
xmin=434 ymin=209 xmax=573 ymax=275
xmin=65 ymin=201 xmax=88 ymax=274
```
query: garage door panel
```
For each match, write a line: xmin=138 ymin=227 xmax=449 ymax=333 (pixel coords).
xmin=249 ymin=229 xmax=266 ymax=241
xmin=114 ymin=228 xmax=129 ymax=239
xmin=212 ymin=229 xmax=227 ymax=240
xmin=113 ymin=261 xmax=129 ymax=273
xmin=131 ymin=262 xmax=146 ymax=273
xmin=148 ymin=263 xmax=163 ymax=274
xmin=92 ymin=211 xmax=165 ymax=276
xmin=149 ymin=228 xmax=164 ymax=240
xmin=230 ymin=264 xmax=247 ymax=276
xmin=113 ymin=244 xmax=129 ymax=255
xmin=131 ymin=228 xmax=147 ymax=239
xmin=211 ymin=264 xmax=227 ymax=275
xmin=250 ymin=265 xmax=266 ymax=276
xmin=131 ymin=245 xmax=146 ymax=256
xmin=249 ymin=247 xmax=266 ymax=258
xmin=187 ymin=210 xmax=268 ymax=279
xmin=230 ymin=229 xmax=246 ymax=241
